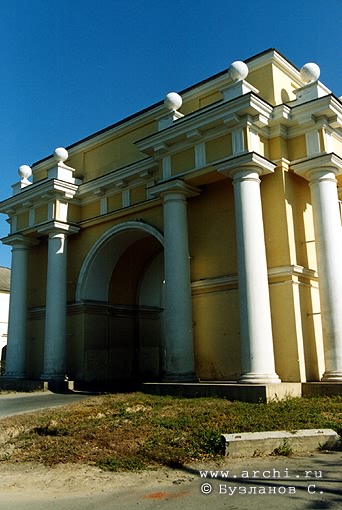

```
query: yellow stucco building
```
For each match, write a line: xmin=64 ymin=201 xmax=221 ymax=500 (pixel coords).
xmin=1 ymin=48 xmax=342 ymax=397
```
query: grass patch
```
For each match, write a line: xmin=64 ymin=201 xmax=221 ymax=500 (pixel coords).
xmin=0 ymin=393 xmax=342 ymax=470
xmin=272 ymin=438 xmax=293 ymax=457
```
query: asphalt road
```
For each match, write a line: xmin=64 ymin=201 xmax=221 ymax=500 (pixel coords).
xmin=0 ymin=453 xmax=342 ymax=509
xmin=0 ymin=391 xmax=93 ymax=419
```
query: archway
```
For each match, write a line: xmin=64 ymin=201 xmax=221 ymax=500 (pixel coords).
xmin=76 ymin=221 xmax=164 ymax=384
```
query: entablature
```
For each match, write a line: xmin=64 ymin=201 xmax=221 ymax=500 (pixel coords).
xmin=0 ymin=178 xmax=79 ymax=217
xmin=0 ymin=178 xmax=80 ymax=237
xmin=77 ymin=157 xmax=158 ymax=205
xmin=135 ymin=92 xmax=274 ymax=156
xmin=269 ymin=95 xmax=342 ymax=138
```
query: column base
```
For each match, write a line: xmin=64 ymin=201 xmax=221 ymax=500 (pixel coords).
xmin=321 ymin=371 xmax=342 ymax=382
xmin=238 ymin=372 xmax=281 ymax=384
xmin=162 ymin=372 xmax=198 ymax=382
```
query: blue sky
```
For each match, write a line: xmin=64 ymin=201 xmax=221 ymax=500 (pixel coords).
xmin=0 ymin=0 xmax=341 ymax=268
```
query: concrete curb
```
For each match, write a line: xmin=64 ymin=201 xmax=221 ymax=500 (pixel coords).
xmin=222 ymin=429 xmax=341 ymax=458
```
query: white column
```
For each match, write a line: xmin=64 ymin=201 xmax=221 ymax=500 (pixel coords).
xmin=232 ymin=168 xmax=280 ymax=383
xmin=308 ymin=168 xmax=342 ymax=381
xmin=152 ymin=180 xmax=198 ymax=381
xmin=3 ymin=235 xmax=34 ymax=378
xmin=41 ymin=230 xmax=68 ymax=380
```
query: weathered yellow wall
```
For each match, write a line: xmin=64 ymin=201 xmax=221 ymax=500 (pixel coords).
xmin=81 ymin=201 xmax=100 ymax=221
xmin=271 ymin=64 xmax=298 ymax=104
xmin=288 ymin=135 xmax=306 ymax=160
xmin=248 ymin=63 xmax=275 ymax=104
xmin=193 ymin=290 xmax=241 ymax=380
xmin=206 ymin=134 xmax=232 ymax=163
xmin=81 ymin=123 xmax=155 ymax=182
xmin=35 ymin=205 xmax=48 ymax=224
xmin=299 ymin=281 xmax=324 ymax=381
xmin=270 ymin=277 xmax=323 ymax=382
xmin=108 ymin=193 xmax=122 ymax=213
xmin=180 ymin=90 xmax=223 ymax=115
xmin=199 ymin=91 xmax=222 ymax=108
xmin=17 ymin=212 xmax=29 ymax=230
xmin=130 ymin=185 xmax=146 ymax=206
xmin=259 ymin=135 xmax=269 ymax=159
xmin=188 ymin=180 xmax=236 ymax=281
xmin=270 ymin=281 xmax=305 ymax=381
xmin=284 ymin=171 xmax=317 ymax=270
xmin=67 ymin=204 xmax=81 ymax=223
xmin=269 ymin=136 xmax=288 ymax=161
xmin=171 ymin=148 xmax=195 ymax=175
xmin=261 ymin=168 xmax=291 ymax=267
xmin=32 ymin=168 xmax=47 ymax=183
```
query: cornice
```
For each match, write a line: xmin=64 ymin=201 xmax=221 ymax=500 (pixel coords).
xmin=267 ymin=95 xmax=342 ymax=140
xmin=64 ymin=302 xmax=163 ymax=318
xmin=0 ymin=179 xmax=79 ymax=215
xmin=150 ymin=179 xmax=200 ymax=199
xmin=78 ymin=157 xmax=157 ymax=201
xmin=36 ymin=220 xmax=80 ymax=235
xmin=135 ymin=93 xmax=274 ymax=156
xmin=215 ymin=152 xmax=276 ymax=177
xmin=291 ymin=153 xmax=342 ymax=180
xmin=77 ymin=197 xmax=160 ymax=229
xmin=191 ymin=275 xmax=238 ymax=295
xmin=288 ymin=95 xmax=342 ymax=130
xmin=268 ymin=265 xmax=318 ymax=281
xmin=1 ymin=233 xmax=39 ymax=247
xmin=191 ymin=265 xmax=317 ymax=296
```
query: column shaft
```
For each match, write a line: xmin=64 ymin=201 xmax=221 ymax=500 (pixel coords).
xmin=233 ymin=169 xmax=280 ymax=383
xmin=5 ymin=238 xmax=31 ymax=378
xmin=162 ymin=189 xmax=196 ymax=381
xmin=42 ymin=231 xmax=68 ymax=379
xmin=309 ymin=170 xmax=342 ymax=381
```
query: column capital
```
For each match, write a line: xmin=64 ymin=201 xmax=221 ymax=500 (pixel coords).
xmin=292 ymin=153 xmax=342 ymax=181
xmin=1 ymin=233 xmax=38 ymax=248
xmin=215 ymin=152 xmax=276 ymax=179
xmin=37 ymin=220 xmax=80 ymax=237
xmin=150 ymin=179 xmax=200 ymax=199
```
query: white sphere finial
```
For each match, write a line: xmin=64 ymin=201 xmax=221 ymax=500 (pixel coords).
xmin=54 ymin=147 xmax=69 ymax=163
xmin=164 ymin=92 xmax=182 ymax=111
xmin=300 ymin=63 xmax=320 ymax=84
xmin=228 ymin=61 xmax=249 ymax=82
xmin=18 ymin=164 xmax=32 ymax=181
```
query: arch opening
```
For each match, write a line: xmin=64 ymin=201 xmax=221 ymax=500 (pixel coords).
xmin=74 ymin=222 xmax=164 ymax=386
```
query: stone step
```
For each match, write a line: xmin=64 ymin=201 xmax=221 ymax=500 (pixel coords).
xmin=221 ymin=429 xmax=341 ymax=458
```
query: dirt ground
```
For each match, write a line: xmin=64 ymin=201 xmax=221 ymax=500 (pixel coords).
xmin=0 ymin=461 xmax=196 ymax=498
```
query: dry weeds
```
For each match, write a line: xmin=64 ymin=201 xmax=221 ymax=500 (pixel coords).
xmin=0 ymin=392 xmax=342 ymax=471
